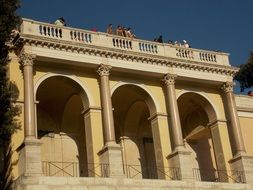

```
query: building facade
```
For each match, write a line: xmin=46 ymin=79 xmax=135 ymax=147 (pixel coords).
xmin=5 ymin=18 xmax=253 ymax=190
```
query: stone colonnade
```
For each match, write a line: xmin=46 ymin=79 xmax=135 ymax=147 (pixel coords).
xmin=18 ymin=52 xmax=252 ymax=182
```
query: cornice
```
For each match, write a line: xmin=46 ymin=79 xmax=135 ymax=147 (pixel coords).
xmin=16 ymin=34 xmax=238 ymax=77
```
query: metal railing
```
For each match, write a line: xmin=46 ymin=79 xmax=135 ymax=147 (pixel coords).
xmin=124 ymin=164 xmax=180 ymax=180
xmin=42 ymin=161 xmax=180 ymax=180
xmin=193 ymin=168 xmax=246 ymax=183
xmin=42 ymin=161 xmax=109 ymax=177
xmin=42 ymin=161 xmax=245 ymax=183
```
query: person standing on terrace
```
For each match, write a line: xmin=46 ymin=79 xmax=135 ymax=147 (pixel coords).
xmin=183 ymin=40 xmax=190 ymax=48
xmin=248 ymin=91 xmax=253 ymax=96
xmin=116 ymin=25 xmax=124 ymax=36
xmin=54 ymin=17 xmax=66 ymax=26
xmin=126 ymin=28 xmax=136 ymax=38
xmin=157 ymin=35 xmax=163 ymax=43
xmin=106 ymin=24 xmax=114 ymax=34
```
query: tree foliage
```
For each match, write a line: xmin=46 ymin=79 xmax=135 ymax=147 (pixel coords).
xmin=0 ymin=0 xmax=21 ymax=189
xmin=234 ymin=51 xmax=253 ymax=92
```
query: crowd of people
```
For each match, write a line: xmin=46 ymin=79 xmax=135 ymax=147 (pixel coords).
xmin=106 ymin=24 xmax=136 ymax=38
xmin=54 ymin=18 xmax=190 ymax=48
xmin=154 ymin=35 xmax=190 ymax=48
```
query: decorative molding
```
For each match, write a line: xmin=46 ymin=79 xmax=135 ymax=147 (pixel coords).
xmin=221 ymin=81 xmax=234 ymax=93
xmin=81 ymin=106 xmax=102 ymax=115
xmin=16 ymin=35 xmax=239 ymax=78
xmin=18 ymin=51 xmax=36 ymax=67
xmin=162 ymin=73 xmax=177 ymax=86
xmin=97 ymin=64 xmax=112 ymax=76
xmin=148 ymin=112 xmax=168 ymax=121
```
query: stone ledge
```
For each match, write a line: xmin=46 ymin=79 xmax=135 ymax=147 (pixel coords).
xmin=13 ymin=176 xmax=252 ymax=190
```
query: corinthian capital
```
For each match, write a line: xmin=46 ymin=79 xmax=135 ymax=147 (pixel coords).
xmin=19 ymin=52 xmax=36 ymax=66
xmin=221 ymin=81 xmax=234 ymax=93
xmin=162 ymin=73 xmax=177 ymax=86
xmin=97 ymin=64 xmax=112 ymax=76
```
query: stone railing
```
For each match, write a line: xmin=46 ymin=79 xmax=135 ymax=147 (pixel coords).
xmin=20 ymin=18 xmax=230 ymax=66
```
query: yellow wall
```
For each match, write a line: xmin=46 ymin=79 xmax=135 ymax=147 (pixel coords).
xmin=240 ymin=117 xmax=253 ymax=156
xmin=8 ymin=52 xmax=253 ymax=180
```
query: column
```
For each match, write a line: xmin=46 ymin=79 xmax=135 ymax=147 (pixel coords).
xmin=221 ymin=82 xmax=245 ymax=156
xmin=162 ymin=74 xmax=184 ymax=150
xmin=19 ymin=52 xmax=36 ymax=138
xmin=96 ymin=64 xmax=115 ymax=143
xmin=163 ymin=73 xmax=194 ymax=181
xmin=222 ymin=82 xmax=253 ymax=184
xmin=96 ymin=64 xmax=124 ymax=177
xmin=19 ymin=52 xmax=42 ymax=176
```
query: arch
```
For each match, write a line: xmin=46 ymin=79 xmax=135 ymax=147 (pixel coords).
xmin=111 ymin=82 xmax=160 ymax=115
xmin=177 ymin=91 xmax=221 ymax=182
xmin=112 ymin=83 xmax=158 ymax=179
xmin=34 ymin=72 xmax=94 ymax=107
xmin=36 ymin=74 xmax=91 ymax=177
xmin=177 ymin=90 xmax=219 ymax=122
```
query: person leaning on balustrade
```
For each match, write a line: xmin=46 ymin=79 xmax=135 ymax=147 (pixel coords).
xmin=116 ymin=25 xmax=124 ymax=36
xmin=106 ymin=24 xmax=114 ymax=34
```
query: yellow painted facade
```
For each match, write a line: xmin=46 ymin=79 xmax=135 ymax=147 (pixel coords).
xmin=5 ymin=18 xmax=253 ymax=190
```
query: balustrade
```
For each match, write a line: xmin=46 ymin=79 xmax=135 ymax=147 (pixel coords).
xmin=70 ymin=30 xmax=92 ymax=43
xmin=199 ymin=52 xmax=217 ymax=62
xmin=139 ymin=42 xmax=158 ymax=53
xmin=112 ymin=37 xmax=132 ymax=49
xmin=39 ymin=25 xmax=63 ymax=38
xmin=23 ymin=19 xmax=229 ymax=66
xmin=176 ymin=48 xmax=193 ymax=59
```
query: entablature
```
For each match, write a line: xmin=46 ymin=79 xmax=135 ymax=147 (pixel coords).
xmin=12 ymin=18 xmax=238 ymax=83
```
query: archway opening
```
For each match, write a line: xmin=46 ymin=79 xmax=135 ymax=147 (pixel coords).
xmin=36 ymin=76 xmax=89 ymax=177
xmin=178 ymin=92 xmax=218 ymax=181
xmin=112 ymin=84 xmax=157 ymax=179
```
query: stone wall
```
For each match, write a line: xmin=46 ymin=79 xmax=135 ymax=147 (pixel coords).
xmin=13 ymin=176 xmax=252 ymax=190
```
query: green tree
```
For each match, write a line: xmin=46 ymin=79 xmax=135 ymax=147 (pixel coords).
xmin=0 ymin=0 xmax=21 ymax=189
xmin=234 ymin=51 xmax=253 ymax=92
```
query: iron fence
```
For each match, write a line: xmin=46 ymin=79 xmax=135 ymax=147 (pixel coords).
xmin=42 ymin=161 xmax=109 ymax=177
xmin=42 ymin=161 xmax=245 ymax=183
xmin=124 ymin=164 xmax=181 ymax=180
xmin=193 ymin=168 xmax=246 ymax=183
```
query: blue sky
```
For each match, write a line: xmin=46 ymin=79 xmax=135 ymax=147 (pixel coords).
xmin=18 ymin=0 xmax=253 ymax=93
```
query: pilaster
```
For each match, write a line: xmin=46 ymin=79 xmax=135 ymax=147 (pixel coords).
xmin=149 ymin=113 xmax=172 ymax=179
xmin=97 ymin=142 xmax=124 ymax=178
xmin=20 ymin=138 xmax=43 ymax=176
xmin=229 ymin=154 xmax=253 ymax=184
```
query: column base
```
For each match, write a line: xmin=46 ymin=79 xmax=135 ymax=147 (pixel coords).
xmin=229 ymin=153 xmax=253 ymax=184
xmin=20 ymin=137 xmax=43 ymax=176
xmin=98 ymin=142 xmax=125 ymax=178
xmin=167 ymin=146 xmax=194 ymax=181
